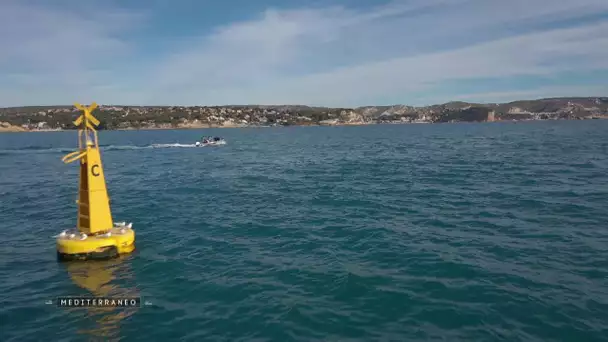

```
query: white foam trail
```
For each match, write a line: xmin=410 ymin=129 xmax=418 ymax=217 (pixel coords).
xmin=150 ymin=143 xmax=197 ymax=148
xmin=1 ymin=143 xmax=201 ymax=155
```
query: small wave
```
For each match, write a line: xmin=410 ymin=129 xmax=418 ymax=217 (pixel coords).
xmin=105 ymin=145 xmax=147 ymax=151
xmin=0 ymin=147 xmax=73 ymax=155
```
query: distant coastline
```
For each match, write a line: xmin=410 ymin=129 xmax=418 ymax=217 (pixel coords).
xmin=0 ymin=121 xmax=379 ymax=132
xmin=1 ymin=97 xmax=607 ymax=132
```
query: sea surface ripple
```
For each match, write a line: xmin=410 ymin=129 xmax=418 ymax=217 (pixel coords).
xmin=1 ymin=121 xmax=607 ymax=341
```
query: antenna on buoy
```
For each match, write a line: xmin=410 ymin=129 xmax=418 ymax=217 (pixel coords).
xmin=55 ymin=102 xmax=136 ymax=262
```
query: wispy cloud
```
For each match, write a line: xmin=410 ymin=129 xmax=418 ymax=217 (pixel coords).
xmin=145 ymin=0 xmax=608 ymax=106
xmin=3 ymin=1 xmax=141 ymax=71
xmin=1 ymin=0 xmax=607 ymax=107
xmin=450 ymin=85 xmax=608 ymax=103
xmin=244 ymin=20 xmax=608 ymax=106
xmin=0 ymin=0 xmax=144 ymax=104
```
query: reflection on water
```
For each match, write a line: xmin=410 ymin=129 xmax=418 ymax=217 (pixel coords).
xmin=63 ymin=256 xmax=139 ymax=341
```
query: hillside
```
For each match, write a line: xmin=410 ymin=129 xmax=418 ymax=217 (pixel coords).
xmin=1 ymin=97 xmax=607 ymax=131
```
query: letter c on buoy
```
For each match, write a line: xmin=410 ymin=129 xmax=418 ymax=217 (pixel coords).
xmin=91 ymin=164 xmax=100 ymax=177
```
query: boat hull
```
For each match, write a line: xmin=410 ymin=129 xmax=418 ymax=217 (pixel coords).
xmin=196 ymin=140 xmax=226 ymax=147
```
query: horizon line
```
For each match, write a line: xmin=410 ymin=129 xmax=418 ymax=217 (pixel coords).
xmin=1 ymin=95 xmax=606 ymax=110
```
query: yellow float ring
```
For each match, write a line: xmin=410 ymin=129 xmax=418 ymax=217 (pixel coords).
xmin=56 ymin=226 xmax=135 ymax=261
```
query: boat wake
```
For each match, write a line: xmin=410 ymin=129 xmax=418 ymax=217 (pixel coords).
xmin=0 ymin=143 xmax=201 ymax=155
xmin=150 ymin=143 xmax=197 ymax=148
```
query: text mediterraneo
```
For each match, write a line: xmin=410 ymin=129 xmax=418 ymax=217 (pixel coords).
xmin=57 ymin=296 xmax=141 ymax=307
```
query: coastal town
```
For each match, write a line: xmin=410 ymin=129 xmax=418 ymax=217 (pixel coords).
xmin=0 ymin=97 xmax=606 ymax=132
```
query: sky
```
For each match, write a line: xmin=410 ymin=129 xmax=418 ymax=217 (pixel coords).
xmin=1 ymin=0 xmax=607 ymax=107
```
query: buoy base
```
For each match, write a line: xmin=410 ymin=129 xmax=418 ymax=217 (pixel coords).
xmin=57 ymin=246 xmax=120 ymax=261
xmin=56 ymin=224 xmax=135 ymax=262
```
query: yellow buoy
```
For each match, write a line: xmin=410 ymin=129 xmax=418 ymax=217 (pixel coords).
xmin=56 ymin=102 xmax=135 ymax=261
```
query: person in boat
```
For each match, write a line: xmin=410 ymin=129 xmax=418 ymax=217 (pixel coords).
xmin=213 ymin=137 xmax=221 ymax=142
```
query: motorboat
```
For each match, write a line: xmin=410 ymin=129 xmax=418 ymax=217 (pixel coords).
xmin=195 ymin=136 xmax=226 ymax=147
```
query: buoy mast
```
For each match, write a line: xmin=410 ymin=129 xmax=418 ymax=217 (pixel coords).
xmin=62 ymin=102 xmax=113 ymax=234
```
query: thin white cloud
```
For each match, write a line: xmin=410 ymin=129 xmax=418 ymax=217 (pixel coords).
xmin=1 ymin=0 xmax=607 ymax=106
xmin=145 ymin=0 xmax=608 ymax=106
xmin=151 ymin=0 xmax=469 ymax=92
xmin=449 ymin=85 xmax=608 ymax=104
xmin=0 ymin=0 xmax=144 ymax=105
xmin=0 ymin=1 xmax=140 ymax=71
xmin=245 ymin=21 xmax=608 ymax=106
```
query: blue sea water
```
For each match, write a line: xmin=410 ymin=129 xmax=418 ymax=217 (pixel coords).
xmin=0 ymin=121 xmax=607 ymax=342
